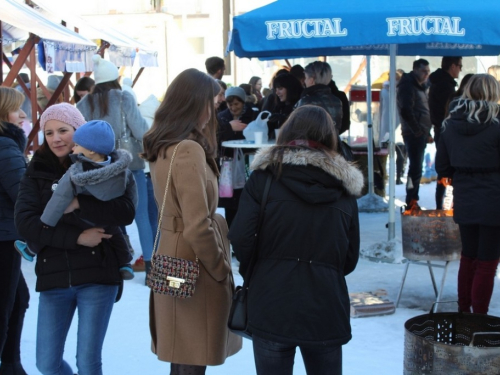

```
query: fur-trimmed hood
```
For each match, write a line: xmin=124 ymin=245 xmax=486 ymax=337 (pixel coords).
xmin=251 ymin=147 xmax=364 ymax=197
xmin=69 ymin=149 xmax=132 ymax=186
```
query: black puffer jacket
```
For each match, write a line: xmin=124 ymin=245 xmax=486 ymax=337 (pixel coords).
xmin=397 ymin=72 xmax=432 ymax=137
xmin=229 ymin=147 xmax=362 ymax=347
xmin=14 ymin=151 xmax=135 ymax=292
xmin=0 ymin=122 xmax=27 ymax=241
xmin=296 ymin=84 xmax=343 ymax=133
xmin=428 ymin=68 xmax=457 ymax=131
xmin=329 ymin=80 xmax=351 ymax=135
xmin=436 ymin=104 xmax=500 ymax=226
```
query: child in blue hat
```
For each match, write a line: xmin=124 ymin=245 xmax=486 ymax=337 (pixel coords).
xmin=15 ymin=120 xmax=138 ymax=280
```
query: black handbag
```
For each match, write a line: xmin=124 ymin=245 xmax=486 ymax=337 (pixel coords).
xmin=227 ymin=174 xmax=272 ymax=340
xmin=338 ymin=135 xmax=354 ymax=161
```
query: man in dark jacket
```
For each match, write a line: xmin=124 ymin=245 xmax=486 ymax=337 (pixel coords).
xmin=428 ymin=56 xmax=462 ymax=209
xmin=397 ymin=58 xmax=432 ymax=209
xmin=329 ymin=80 xmax=350 ymax=135
xmin=296 ymin=61 xmax=343 ymax=132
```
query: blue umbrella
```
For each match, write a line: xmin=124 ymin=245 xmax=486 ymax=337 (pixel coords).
xmin=228 ymin=0 xmax=500 ymax=239
xmin=230 ymin=0 xmax=500 ymax=58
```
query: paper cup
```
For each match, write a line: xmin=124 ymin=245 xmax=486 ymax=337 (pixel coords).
xmin=274 ymin=129 xmax=280 ymax=141
xmin=254 ymin=131 xmax=264 ymax=144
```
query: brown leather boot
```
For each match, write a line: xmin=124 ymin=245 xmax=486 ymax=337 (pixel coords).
xmin=132 ymin=255 xmax=146 ymax=272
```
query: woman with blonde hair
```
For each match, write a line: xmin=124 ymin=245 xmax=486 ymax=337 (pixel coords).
xmin=487 ymin=65 xmax=500 ymax=82
xmin=436 ymin=74 xmax=500 ymax=314
xmin=229 ymin=105 xmax=362 ymax=375
xmin=142 ymin=68 xmax=241 ymax=375
xmin=0 ymin=87 xmax=29 ymax=375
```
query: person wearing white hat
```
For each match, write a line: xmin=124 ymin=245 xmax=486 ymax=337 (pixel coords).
xmin=77 ymin=55 xmax=154 ymax=282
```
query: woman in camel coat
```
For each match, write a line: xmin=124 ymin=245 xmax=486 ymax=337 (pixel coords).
xmin=142 ymin=68 xmax=241 ymax=375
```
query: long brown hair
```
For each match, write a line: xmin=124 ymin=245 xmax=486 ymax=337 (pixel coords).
xmin=269 ymin=105 xmax=338 ymax=176
xmin=142 ymin=68 xmax=219 ymax=162
xmin=86 ymin=80 xmax=121 ymax=117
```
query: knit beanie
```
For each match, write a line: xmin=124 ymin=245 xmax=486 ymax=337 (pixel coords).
xmin=92 ymin=55 xmax=119 ymax=85
xmin=40 ymin=103 xmax=86 ymax=131
xmin=73 ymin=120 xmax=115 ymax=156
xmin=225 ymin=86 xmax=246 ymax=103
xmin=47 ymin=75 xmax=63 ymax=91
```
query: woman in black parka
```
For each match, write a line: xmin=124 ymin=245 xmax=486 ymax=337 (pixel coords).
xmin=229 ymin=105 xmax=363 ymax=375
xmin=0 ymin=87 xmax=29 ymax=375
xmin=436 ymin=74 xmax=500 ymax=315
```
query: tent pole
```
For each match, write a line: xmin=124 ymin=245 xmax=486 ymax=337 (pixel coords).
xmin=357 ymin=57 xmax=387 ymax=212
xmin=388 ymin=44 xmax=397 ymax=240
xmin=2 ymin=34 xmax=38 ymax=87
xmin=366 ymin=55 xmax=374 ymax=195
xmin=132 ymin=67 xmax=145 ymax=87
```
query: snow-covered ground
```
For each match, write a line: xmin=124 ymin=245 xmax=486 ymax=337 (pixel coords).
xmin=16 ymin=175 xmax=500 ymax=374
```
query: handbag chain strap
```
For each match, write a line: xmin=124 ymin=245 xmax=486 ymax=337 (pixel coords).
xmin=152 ymin=141 xmax=183 ymax=256
xmin=120 ymin=91 xmax=127 ymax=140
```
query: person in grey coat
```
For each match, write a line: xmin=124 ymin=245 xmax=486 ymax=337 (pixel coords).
xmin=77 ymin=55 xmax=154 ymax=277
xmin=15 ymin=120 xmax=137 ymax=280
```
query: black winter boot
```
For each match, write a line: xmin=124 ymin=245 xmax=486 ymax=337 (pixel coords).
xmin=145 ymin=260 xmax=152 ymax=286
xmin=0 ymin=362 xmax=27 ymax=375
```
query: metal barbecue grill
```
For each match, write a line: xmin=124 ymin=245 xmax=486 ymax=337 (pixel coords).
xmin=397 ymin=209 xmax=462 ymax=311
xmin=404 ymin=304 xmax=500 ymax=374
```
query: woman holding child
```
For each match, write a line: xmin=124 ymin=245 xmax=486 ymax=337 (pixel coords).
xmin=14 ymin=103 xmax=135 ymax=375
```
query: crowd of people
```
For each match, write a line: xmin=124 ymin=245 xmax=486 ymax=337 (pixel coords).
xmin=1 ymin=51 xmax=500 ymax=375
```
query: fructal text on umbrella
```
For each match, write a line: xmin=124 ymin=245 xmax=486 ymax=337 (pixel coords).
xmin=265 ymin=18 xmax=347 ymax=40
xmin=386 ymin=16 xmax=465 ymax=37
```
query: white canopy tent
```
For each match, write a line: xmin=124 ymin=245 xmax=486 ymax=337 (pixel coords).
xmin=0 ymin=0 xmax=97 ymax=74
xmin=0 ymin=0 xmax=99 ymax=149
xmin=32 ymin=0 xmax=158 ymax=68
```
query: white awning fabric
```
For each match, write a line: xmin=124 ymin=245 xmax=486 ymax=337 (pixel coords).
xmin=32 ymin=0 xmax=158 ymax=67
xmin=0 ymin=0 xmax=97 ymax=72
xmin=0 ymin=0 xmax=95 ymax=46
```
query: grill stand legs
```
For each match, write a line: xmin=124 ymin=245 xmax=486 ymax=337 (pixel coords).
xmin=396 ymin=260 xmax=452 ymax=312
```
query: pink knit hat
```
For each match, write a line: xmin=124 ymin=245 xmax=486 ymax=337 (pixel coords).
xmin=40 ymin=103 xmax=86 ymax=131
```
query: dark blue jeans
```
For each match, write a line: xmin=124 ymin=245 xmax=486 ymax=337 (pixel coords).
xmin=403 ymin=134 xmax=428 ymax=205
xmin=131 ymin=170 xmax=154 ymax=261
xmin=253 ymin=336 xmax=342 ymax=375
xmin=0 ymin=240 xmax=29 ymax=364
xmin=36 ymin=284 xmax=118 ymax=375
